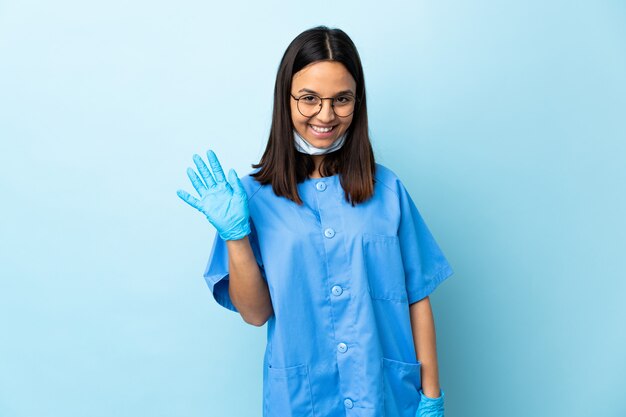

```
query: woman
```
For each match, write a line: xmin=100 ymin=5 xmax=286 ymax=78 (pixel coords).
xmin=177 ymin=26 xmax=454 ymax=417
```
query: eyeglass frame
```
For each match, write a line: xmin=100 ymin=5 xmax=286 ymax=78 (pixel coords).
xmin=290 ymin=92 xmax=359 ymax=118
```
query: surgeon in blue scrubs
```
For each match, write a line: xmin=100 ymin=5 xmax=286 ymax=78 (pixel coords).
xmin=177 ymin=26 xmax=454 ymax=417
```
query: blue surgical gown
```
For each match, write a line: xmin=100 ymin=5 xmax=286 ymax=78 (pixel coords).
xmin=203 ymin=162 xmax=454 ymax=417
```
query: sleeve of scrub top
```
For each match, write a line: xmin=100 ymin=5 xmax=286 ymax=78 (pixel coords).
xmin=202 ymin=219 xmax=266 ymax=313
xmin=397 ymin=180 xmax=454 ymax=304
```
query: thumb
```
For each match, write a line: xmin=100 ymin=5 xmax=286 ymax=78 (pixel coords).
xmin=228 ymin=168 xmax=246 ymax=197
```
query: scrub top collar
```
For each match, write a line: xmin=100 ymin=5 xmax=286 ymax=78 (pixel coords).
xmin=304 ymin=173 xmax=340 ymax=182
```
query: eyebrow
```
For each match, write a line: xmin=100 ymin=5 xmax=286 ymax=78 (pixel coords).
xmin=298 ymin=88 xmax=355 ymax=96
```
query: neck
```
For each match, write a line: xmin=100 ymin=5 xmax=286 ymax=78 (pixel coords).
xmin=310 ymin=155 xmax=325 ymax=178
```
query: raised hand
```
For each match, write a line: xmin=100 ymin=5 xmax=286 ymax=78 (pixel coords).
xmin=177 ymin=150 xmax=251 ymax=241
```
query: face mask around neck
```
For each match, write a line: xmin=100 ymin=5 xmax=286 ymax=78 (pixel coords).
xmin=293 ymin=129 xmax=348 ymax=155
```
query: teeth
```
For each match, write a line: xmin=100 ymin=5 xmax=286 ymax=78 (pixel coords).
xmin=310 ymin=124 xmax=334 ymax=133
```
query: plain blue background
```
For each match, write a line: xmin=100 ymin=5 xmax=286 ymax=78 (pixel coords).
xmin=1 ymin=1 xmax=625 ymax=416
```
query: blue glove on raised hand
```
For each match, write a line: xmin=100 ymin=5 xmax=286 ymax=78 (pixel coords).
xmin=176 ymin=150 xmax=251 ymax=241
xmin=416 ymin=388 xmax=445 ymax=417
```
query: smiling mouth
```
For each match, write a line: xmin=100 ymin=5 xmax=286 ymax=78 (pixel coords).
xmin=309 ymin=124 xmax=336 ymax=133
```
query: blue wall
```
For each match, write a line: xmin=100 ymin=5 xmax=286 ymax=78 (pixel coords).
xmin=1 ymin=1 xmax=625 ymax=416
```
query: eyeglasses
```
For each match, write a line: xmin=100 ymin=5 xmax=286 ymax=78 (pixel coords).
xmin=290 ymin=93 xmax=358 ymax=118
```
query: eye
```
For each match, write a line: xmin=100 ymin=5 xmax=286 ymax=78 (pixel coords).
xmin=335 ymin=95 xmax=354 ymax=104
xmin=301 ymin=95 xmax=319 ymax=103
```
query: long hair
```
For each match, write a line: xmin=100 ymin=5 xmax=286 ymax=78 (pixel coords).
xmin=251 ymin=26 xmax=376 ymax=206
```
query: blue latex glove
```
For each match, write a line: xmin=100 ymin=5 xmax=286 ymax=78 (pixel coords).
xmin=177 ymin=150 xmax=251 ymax=241
xmin=416 ymin=388 xmax=445 ymax=417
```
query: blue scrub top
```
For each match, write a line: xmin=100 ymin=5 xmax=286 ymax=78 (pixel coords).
xmin=203 ymin=162 xmax=454 ymax=417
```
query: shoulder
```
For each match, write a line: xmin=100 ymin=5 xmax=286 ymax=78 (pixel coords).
xmin=373 ymin=162 xmax=405 ymax=197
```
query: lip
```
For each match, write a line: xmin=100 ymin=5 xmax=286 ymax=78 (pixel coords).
xmin=308 ymin=123 xmax=337 ymax=139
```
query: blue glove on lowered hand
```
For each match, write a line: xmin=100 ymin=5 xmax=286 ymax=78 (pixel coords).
xmin=177 ymin=150 xmax=251 ymax=241
xmin=416 ymin=388 xmax=445 ymax=417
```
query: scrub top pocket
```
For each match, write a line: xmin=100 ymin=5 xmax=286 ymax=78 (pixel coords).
xmin=382 ymin=357 xmax=422 ymax=416
xmin=266 ymin=363 xmax=315 ymax=417
xmin=362 ymin=233 xmax=408 ymax=302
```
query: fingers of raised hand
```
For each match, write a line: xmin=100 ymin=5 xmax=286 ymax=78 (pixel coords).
xmin=192 ymin=154 xmax=216 ymax=189
xmin=186 ymin=167 xmax=208 ymax=197
xmin=206 ymin=149 xmax=227 ymax=183
xmin=176 ymin=189 xmax=203 ymax=212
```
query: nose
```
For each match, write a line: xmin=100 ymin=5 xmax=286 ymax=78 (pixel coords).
xmin=315 ymin=98 xmax=336 ymax=123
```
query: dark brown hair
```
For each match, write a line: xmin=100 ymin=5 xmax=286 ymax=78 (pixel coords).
xmin=251 ymin=25 xmax=376 ymax=207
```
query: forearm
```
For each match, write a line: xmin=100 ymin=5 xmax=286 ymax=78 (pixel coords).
xmin=409 ymin=296 xmax=441 ymax=398
xmin=226 ymin=236 xmax=273 ymax=326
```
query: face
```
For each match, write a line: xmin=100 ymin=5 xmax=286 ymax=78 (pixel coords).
xmin=290 ymin=60 xmax=357 ymax=149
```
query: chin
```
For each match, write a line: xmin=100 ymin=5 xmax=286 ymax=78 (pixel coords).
xmin=309 ymin=138 xmax=337 ymax=148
